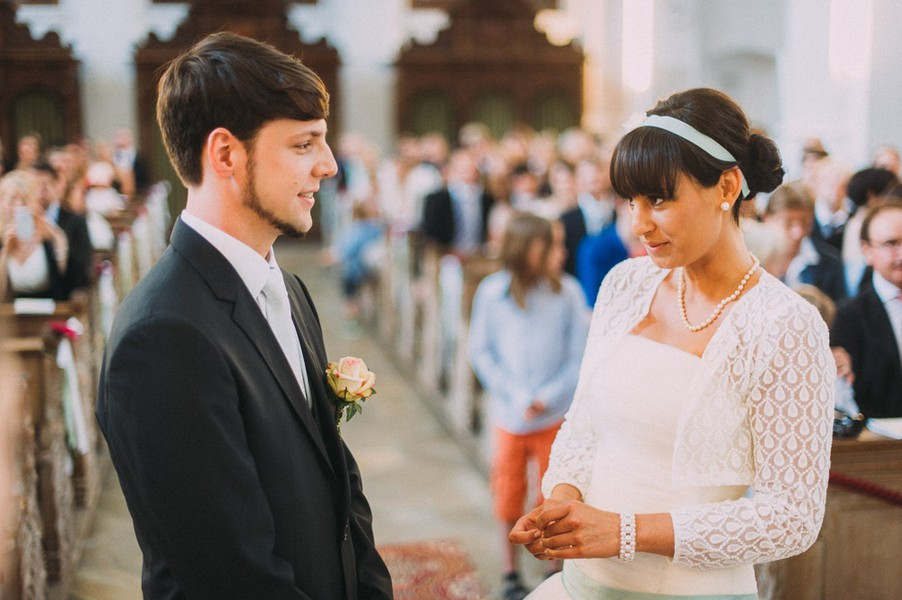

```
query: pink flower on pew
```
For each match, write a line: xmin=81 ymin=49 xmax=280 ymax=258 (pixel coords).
xmin=49 ymin=318 xmax=83 ymax=340
xmin=325 ymin=356 xmax=376 ymax=428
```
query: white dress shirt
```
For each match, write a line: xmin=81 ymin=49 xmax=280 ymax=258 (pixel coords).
xmin=179 ymin=211 xmax=311 ymax=401
xmin=577 ymin=192 xmax=614 ymax=236
xmin=449 ymin=182 xmax=483 ymax=254
xmin=872 ymin=270 xmax=902 ymax=369
xmin=783 ymin=236 xmax=821 ymax=289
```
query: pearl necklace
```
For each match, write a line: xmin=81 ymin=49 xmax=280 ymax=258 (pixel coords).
xmin=678 ymin=256 xmax=760 ymax=333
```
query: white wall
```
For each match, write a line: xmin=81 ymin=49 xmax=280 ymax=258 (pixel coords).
xmin=12 ymin=0 xmax=901 ymax=169
xmin=18 ymin=0 xmax=186 ymax=145
xmin=288 ymin=0 xmax=447 ymax=152
xmin=867 ymin=0 xmax=902 ymax=168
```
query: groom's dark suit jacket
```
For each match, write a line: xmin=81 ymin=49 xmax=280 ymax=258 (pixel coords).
xmin=96 ymin=219 xmax=392 ymax=599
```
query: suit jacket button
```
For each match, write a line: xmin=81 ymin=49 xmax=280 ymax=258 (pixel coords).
xmin=343 ymin=522 xmax=349 ymax=541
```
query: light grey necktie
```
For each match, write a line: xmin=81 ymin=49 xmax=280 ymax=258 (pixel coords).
xmin=261 ymin=266 xmax=311 ymax=404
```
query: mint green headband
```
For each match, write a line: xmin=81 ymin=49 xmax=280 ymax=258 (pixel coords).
xmin=639 ymin=114 xmax=751 ymax=199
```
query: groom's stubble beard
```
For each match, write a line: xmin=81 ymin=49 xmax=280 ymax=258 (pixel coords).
xmin=242 ymin=148 xmax=305 ymax=239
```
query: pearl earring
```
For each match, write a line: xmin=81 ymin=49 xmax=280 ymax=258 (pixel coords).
xmin=720 ymin=201 xmax=731 ymax=212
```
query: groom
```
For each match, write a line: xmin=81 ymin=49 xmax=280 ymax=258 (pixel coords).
xmin=96 ymin=32 xmax=393 ymax=599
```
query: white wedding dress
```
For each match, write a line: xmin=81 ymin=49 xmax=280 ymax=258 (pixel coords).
xmin=527 ymin=257 xmax=834 ymax=599
xmin=528 ymin=334 xmax=756 ymax=598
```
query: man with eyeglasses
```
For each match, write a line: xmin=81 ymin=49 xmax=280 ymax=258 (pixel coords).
xmin=831 ymin=199 xmax=902 ymax=418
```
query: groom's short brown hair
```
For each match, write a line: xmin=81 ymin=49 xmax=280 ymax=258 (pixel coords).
xmin=157 ymin=31 xmax=330 ymax=186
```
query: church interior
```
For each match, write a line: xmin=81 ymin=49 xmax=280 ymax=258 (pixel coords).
xmin=1 ymin=0 xmax=901 ymax=599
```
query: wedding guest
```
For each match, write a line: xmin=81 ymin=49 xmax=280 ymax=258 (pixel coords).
xmin=534 ymin=161 xmax=575 ymax=220
xmin=575 ymin=197 xmax=645 ymax=306
xmin=468 ymin=212 xmax=589 ymax=600
xmin=337 ymin=199 xmax=385 ymax=337
xmin=512 ymin=88 xmax=834 ymax=599
xmin=874 ymin=144 xmax=900 ymax=176
xmin=31 ymin=160 xmax=94 ymax=298
xmin=810 ymin=158 xmax=852 ymax=250
xmin=459 ymin=121 xmax=495 ymax=175
xmin=559 ymin=158 xmax=614 ymax=276
xmin=528 ymin=132 xmax=558 ymax=188
xmin=763 ymin=182 xmax=848 ymax=302
xmin=84 ymin=161 xmax=127 ymax=216
xmin=508 ymin=163 xmax=542 ymax=213
xmin=12 ymin=134 xmax=41 ymax=171
xmin=842 ymin=167 xmax=898 ymax=294
xmin=79 ymin=161 xmax=120 ymax=251
xmin=375 ymin=133 xmax=424 ymax=233
xmin=421 ymin=149 xmax=494 ymax=256
xmin=487 ymin=163 xmax=543 ymax=250
xmin=0 ymin=170 xmax=70 ymax=300
xmin=830 ymin=199 xmax=902 ymax=418
xmin=557 ymin=127 xmax=596 ymax=168
xmin=799 ymin=136 xmax=829 ymax=199
xmin=111 ymin=126 xmax=151 ymax=198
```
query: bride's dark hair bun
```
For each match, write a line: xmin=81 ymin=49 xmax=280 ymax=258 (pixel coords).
xmin=744 ymin=133 xmax=785 ymax=197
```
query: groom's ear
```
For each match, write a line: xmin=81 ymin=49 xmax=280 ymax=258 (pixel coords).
xmin=204 ymin=127 xmax=245 ymax=180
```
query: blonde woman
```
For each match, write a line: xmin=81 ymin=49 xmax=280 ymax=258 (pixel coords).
xmin=0 ymin=170 xmax=69 ymax=300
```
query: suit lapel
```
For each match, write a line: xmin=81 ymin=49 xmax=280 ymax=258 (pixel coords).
xmin=285 ymin=276 xmax=352 ymax=512
xmin=229 ymin=298 xmax=334 ymax=471
xmin=864 ymin=289 xmax=902 ymax=369
xmin=170 ymin=221 xmax=333 ymax=471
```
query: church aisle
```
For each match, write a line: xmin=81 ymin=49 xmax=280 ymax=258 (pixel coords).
xmin=70 ymin=239 xmax=545 ymax=599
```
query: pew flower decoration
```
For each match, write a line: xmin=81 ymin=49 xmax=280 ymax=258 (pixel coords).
xmin=49 ymin=317 xmax=84 ymax=340
xmin=325 ymin=356 xmax=377 ymax=429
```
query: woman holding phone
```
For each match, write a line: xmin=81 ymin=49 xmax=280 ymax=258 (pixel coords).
xmin=0 ymin=170 xmax=70 ymax=300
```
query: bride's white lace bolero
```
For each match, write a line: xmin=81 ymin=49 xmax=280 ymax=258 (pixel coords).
xmin=542 ymin=256 xmax=835 ymax=569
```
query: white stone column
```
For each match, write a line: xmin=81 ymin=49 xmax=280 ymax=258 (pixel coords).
xmin=778 ymin=0 xmax=876 ymax=177
xmin=290 ymin=0 xmax=447 ymax=154
xmin=17 ymin=0 xmax=186 ymax=146
xmin=551 ymin=0 xmax=625 ymax=141
xmin=866 ymin=0 xmax=902 ymax=164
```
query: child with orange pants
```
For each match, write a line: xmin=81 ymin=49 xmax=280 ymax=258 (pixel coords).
xmin=468 ymin=213 xmax=589 ymax=600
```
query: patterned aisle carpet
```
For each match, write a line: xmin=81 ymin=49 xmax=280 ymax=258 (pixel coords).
xmin=378 ymin=539 xmax=489 ymax=600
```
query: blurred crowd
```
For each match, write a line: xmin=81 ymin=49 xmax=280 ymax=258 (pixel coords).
xmin=4 ymin=120 xmax=900 ymax=446
xmin=0 ymin=127 xmax=150 ymax=302
xmin=320 ymin=124 xmax=902 ymax=423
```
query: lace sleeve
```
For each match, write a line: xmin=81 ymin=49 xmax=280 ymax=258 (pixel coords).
xmin=671 ymin=301 xmax=835 ymax=568
xmin=540 ymin=265 xmax=629 ymax=498
xmin=540 ymin=372 xmax=599 ymax=499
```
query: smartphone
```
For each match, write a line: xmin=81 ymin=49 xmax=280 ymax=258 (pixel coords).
xmin=14 ymin=205 xmax=34 ymax=242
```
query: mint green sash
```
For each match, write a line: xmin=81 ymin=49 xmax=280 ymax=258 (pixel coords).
xmin=561 ymin=562 xmax=758 ymax=600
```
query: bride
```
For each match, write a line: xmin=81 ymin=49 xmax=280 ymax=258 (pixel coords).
xmin=510 ymin=88 xmax=834 ymax=599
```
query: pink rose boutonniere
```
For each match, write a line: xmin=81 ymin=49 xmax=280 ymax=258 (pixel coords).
xmin=325 ymin=356 xmax=376 ymax=429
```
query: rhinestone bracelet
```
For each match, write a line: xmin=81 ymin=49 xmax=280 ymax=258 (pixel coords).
xmin=619 ymin=512 xmax=636 ymax=561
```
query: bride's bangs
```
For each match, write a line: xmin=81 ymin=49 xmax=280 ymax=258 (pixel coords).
xmin=610 ymin=127 xmax=683 ymax=200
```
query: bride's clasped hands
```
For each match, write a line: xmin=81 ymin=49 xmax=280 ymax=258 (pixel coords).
xmin=509 ymin=495 xmax=620 ymax=561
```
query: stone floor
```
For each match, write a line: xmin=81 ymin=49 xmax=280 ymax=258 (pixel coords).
xmin=69 ymin=239 xmax=547 ymax=599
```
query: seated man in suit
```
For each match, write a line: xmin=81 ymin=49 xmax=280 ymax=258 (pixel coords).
xmin=831 ymin=199 xmax=902 ymax=418
xmin=111 ymin=126 xmax=151 ymax=198
xmin=559 ymin=158 xmax=615 ymax=276
xmin=764 ymin=182 xmax=848 ymax=303
xmin=31 ymin=160 xmax=93 ymax=299
xmin=421 ymin=149 xmax=494 ymax=256
xmin=96 ymin=32 xmax=392 ymax=599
